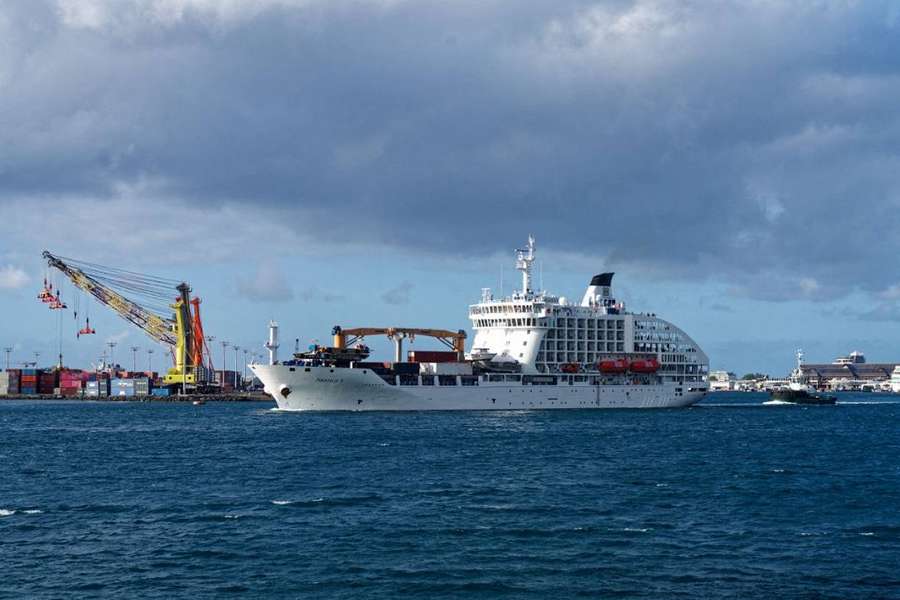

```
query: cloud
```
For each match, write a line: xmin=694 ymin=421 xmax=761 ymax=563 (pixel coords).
xmin=104 ymin=329 xmax=131 ymax=345
xmin=3 ymin=0 xmax=900 ymax=306
xmin=0 ymin=265 xmax=29 ymax=290
xmin=297 ymin=287 xmax=342 ymax=303
xmin=381 ymin=281 xmax=413 ymax=305
xmin=237 ymin=261 xmax=294 ymax=302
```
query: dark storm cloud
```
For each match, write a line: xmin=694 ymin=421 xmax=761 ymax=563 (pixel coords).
xmin=4 ymin=0 xmax=900 ymax=300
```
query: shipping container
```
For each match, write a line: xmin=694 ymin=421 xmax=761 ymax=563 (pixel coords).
xmin=213 ymin=370 xmax=240 ymax=387
xmin=111 ymin=378 xmax=136 ymax=396
xmin=86 ymin=380 xmax=110 ymax=395
xmin=407 ymin=351 xmax=460 ymax=363
xmin=151 ymin=388 xmax=170 ymax=397
xmin=391 ymin=362 xmax=420 ymax=375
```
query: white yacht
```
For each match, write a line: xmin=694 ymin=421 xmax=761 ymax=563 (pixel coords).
xmin=251 ymin=236 xmax=709 ymax=411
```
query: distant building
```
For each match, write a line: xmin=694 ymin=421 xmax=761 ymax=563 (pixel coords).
xmin=800 ymin=351 xmax=897 ymax=391
xmin=709 ymin=370 xmax=736 ymax=391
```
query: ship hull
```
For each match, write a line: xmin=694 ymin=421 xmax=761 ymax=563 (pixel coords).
xmin=250 ymin=365 xmax=706 ymax=411
xmin=769 ymin=389 xmax=836 ymax=405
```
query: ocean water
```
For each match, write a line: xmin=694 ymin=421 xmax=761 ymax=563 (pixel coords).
xmin=2 ymin=393 xmax=899 ymax=599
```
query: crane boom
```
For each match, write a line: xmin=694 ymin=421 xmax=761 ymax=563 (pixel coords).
xmin=42 ymin=251 xmax=211 ymax=388
xmin=332 ymin=326 xmax=466 ymax=362
xmin=43 ymin=251 xmax=176 ymax=346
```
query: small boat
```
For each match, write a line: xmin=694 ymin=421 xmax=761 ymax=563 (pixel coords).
xmin=767 ymin=350 xmax=836 ymax=405
xmin=768 ymin=387 xmax=836 ymax=405
xmin=192 ymin=399 xmax=206 ymax=406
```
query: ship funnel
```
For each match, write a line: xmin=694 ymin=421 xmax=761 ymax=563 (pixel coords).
xmin=581 ymin=273 xmax=614 ymax=307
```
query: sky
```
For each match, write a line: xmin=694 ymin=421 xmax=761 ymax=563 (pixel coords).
xmin=3 ymin=0 xmax=900 ymax=376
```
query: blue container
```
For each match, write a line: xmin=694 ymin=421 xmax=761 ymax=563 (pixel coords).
xmin=22 ymin=369 xmax=37 ymax=375
xmin=20 ymin=387 xmax=36 ymax=395
xmin=151 ymin=388 xmax=170 ymax=397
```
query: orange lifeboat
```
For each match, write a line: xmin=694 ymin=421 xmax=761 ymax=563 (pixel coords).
xmin=561 ymin=363 xmax=580 ymax=374
xmin=629 ymin=359 xmax=660 ymax=373
xmin=599 ymin=359 xmax=628 ymax=373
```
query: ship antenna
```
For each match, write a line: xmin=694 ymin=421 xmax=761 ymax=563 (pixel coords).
xmin=515 ymin=235 xmax=536 ymax=297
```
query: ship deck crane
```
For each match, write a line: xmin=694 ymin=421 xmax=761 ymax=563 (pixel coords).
xmin=332 ymin=326 xmax=466 ymax=363
xmin=42 ymin=251 xmax=213 ymax=389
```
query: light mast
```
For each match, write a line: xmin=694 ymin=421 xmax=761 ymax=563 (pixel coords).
xmin=515 ymin=235 xmax=536 ymax=297
xmin=265 ymin=320 xmax=280 ymax=365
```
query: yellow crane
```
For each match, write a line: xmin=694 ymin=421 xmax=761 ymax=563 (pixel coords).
xmin=42 ymin=251 xmax=212 ymax=389
xmin=332 ymin=326 xmax=466 ymax=362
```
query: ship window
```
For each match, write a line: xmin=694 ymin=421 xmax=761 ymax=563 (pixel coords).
xmin=438 ymin=375 xmax=457 ymax=386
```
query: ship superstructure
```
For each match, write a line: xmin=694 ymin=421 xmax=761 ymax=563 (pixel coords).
xmin=468 ymin=236 xmax=707 ymax=389
xmin=250 ymin=236 xmax=709 ymax=410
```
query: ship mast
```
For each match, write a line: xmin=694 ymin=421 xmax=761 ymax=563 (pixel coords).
xmin=515 ymin=235 xmax=536 ymax=297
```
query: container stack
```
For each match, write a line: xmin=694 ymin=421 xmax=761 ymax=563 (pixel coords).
xmin=59 ymin=370 xmax=86 ymax=397
xmin=0 ymin=371 xmax=9 ymax=396
xmin=214 ymin=370 xmax=240 ymax=389
xmin=20 ymin=369 xmax=38 ymax=395
xmin=38 ymin=371 xmax=58 ymax=395
xmin=85 ymin=379 xmax=110 ymax=398
xmin=111 ymin=378 xmax=135 ymax=397
xmin=3 ymin=369 xmax=21 ymax=396
xmin=134 ymin=377 xmax=151 ymax=396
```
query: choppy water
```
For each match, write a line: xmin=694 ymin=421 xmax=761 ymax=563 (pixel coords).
xmin=2 ymin=393 xmax=899 ymax=598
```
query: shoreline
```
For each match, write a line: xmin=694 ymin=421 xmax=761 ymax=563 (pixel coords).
xmin=0 ymin=393 xmax=273 ymax=403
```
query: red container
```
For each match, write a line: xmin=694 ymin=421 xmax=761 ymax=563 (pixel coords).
xmin=60 ymin=388 xmax=82 ymax=397
xmin=407 ymin=351 xmax=459 ymax=363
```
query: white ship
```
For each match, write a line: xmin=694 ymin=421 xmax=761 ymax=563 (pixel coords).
xmin=251 ymin=236 xmax=709 ymax=410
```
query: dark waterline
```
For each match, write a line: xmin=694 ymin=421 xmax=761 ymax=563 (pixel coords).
xmin=2 ymin=393 xmax=899 ymax=598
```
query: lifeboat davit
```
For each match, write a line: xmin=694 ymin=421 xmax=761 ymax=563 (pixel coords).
xmin=629 ymin=359 xmax=660 ymax=374
xmin=599 ymin=359 xmax=628 ymax=373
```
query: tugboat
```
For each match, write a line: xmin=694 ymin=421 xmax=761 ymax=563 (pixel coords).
xmin=768 ymin=350 xmax=836 ymax=405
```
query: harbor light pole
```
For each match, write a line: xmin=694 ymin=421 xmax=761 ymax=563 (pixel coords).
xmin=220 ymin=341 xmax=230 ymax=389
xmin=243 ymin=349 xmax=249 ymax=387
xmin=33 ymin=351 xmax=40 ymax=367
xmin=205 ymin=335 xmax=215 ymax=384
xmin=147 ymin=348 xmax=154 ymax=374
xmin=4 ymin=347 xmax=11 ymax=370
xmin=107 ymin=342 xmax=117 ymax=369
xmin=130 ymin=346 xmax=140 ymax=372
xmin=233 ymin=346 xmax=241 ymax=390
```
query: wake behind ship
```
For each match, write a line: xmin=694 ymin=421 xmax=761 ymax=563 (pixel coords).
xmin=251 ymin=237 xmax=709 ymax=410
